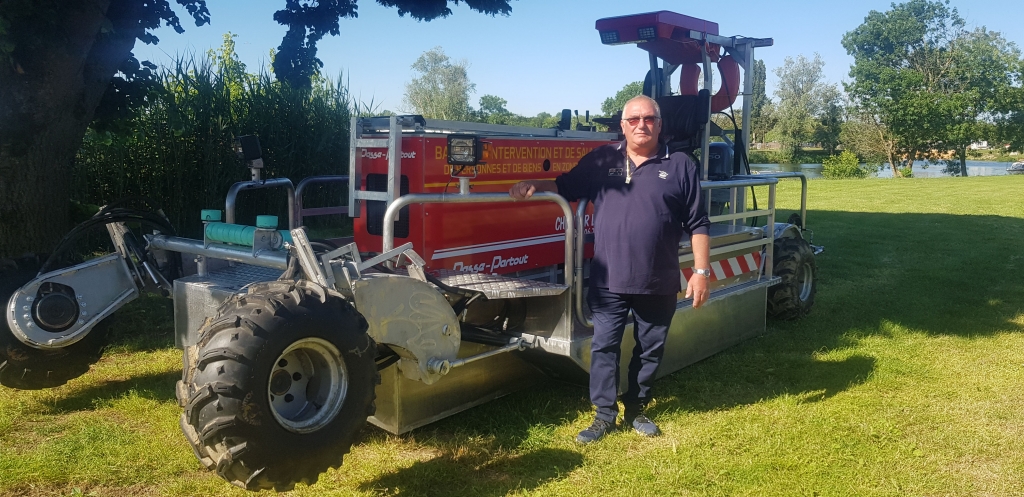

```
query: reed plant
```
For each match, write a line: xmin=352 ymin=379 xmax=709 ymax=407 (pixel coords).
xmin=73 ymin=36 xmax=353 ymax=238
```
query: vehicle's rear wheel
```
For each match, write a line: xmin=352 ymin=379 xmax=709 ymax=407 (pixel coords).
xmin=766 ymin=236 xmax=817 ymax=320
xmin=0 ymin=256 xmax=107 ymax=390
xmin=177 ymin=280 xmax=377 ymax=491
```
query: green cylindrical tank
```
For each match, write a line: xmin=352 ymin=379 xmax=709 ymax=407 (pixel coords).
xmin=204 ymin=222 xmax=292 ymax=248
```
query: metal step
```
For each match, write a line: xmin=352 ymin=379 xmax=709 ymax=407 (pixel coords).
xmin=432 ymin=269 xmax=568 ymax=299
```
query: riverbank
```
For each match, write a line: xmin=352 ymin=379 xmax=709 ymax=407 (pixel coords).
xmin=748 ymin=149 xmax=831 ymax=164
xmin=748 ymin=148 xmax=1021 ymax=165
xmin=967 ymin=149 xmax=1020 ymax=162
xmin=752 ymin=160 xmax=1017 ymax=178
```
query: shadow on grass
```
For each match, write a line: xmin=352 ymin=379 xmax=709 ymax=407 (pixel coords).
xmin=654 ymin=210 xmax=1024 ymax=414
xmin=360 ymin=446 xmax=583 ymax=497
xmin=657 ymin=353 xmax=876 ymax=413
xmin=367 ymin=379 xmax=592 ymax=445
xmin=354 ymin=380 xmax=590 ymax=495
xmin=101 ymin=295 xmax=177 ymax=353
xmin=790 ymin=211 xmax=1024 ymax=339
xmin=39 ymin=370 xmax=179 ymax=414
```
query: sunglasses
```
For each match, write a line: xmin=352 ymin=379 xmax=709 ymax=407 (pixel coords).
xmin=622 ymin=116 xmax=661 ymax=127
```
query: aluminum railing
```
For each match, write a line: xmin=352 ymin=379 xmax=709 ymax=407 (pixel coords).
xmin=295 ymin=175 xmax=349 ymax=223
xmin=732 ymin=172 xmax=807 ymax=229
xmin=225 ymin=178 xmax=296 ymax=229
xmin=381 ymin=189 xmax=575 ymax=287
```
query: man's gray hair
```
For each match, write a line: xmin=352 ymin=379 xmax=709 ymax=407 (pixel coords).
xmin=622 ymin=95 xmax=661 ymax=118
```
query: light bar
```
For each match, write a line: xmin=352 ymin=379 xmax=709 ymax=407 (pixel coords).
xmin=637 ymin=26 xmax=657 ymax=40
xmin=599 ymin=30 xmax=619 ymax=44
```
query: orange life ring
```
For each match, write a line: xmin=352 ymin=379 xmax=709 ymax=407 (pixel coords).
xmin=678 ymin=54 xmax=740 ymax=113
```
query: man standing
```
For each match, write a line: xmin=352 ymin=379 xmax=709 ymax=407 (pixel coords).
xmin=509 ymin=95 xmax=711 ymax=443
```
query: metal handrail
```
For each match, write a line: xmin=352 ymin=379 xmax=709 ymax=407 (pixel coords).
xmin=574 ymin=199 xmax=591 ymax=327
xmin=731 ymin=172 xmax=807 ymax=229
xmin=225 ymin=178 xmax=296 ymax=229
xmin=295 ymin=175 xmax=349 ymax=223
xmin=381 ymin=192 xmax=575 ymax=289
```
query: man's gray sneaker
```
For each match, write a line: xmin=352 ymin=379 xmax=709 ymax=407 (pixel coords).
xmin=576 ymin=417 xmax=615 ymax=444
xmin=629 ymin=413 xmax=661 ymax=437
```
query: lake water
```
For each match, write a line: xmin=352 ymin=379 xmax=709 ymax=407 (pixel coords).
xmin=749 ymin=160 xmax=1020 ymax=179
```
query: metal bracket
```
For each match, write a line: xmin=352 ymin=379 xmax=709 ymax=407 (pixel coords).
xmin=358 ymin=242 xmax=413 ymax=272
xmin=104 ymin=221 xmax=173 ymax=295
xmin=399 ymin=249 xmax=427 ymax=282
xmin=252 ymin=228 xmax=283 ymax=257
xmin=317 ymin=243 xmax=364 ymax=295
xmin=289 ymin=228 xmax=329 ymax=286
xmin=320 ymin=242 xmax=430 ymax=293
xmin=319 ymin=243 xmax=360 ymax=289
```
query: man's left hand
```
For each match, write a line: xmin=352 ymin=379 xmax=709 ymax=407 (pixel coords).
xmin=685 ymin=273 xmax=709 ymax=308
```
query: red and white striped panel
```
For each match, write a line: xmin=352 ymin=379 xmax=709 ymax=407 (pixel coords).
xmin=681 ymin=251 xmax=762 ymax=282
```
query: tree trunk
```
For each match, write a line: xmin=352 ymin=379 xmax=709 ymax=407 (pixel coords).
xmin=958 ymin=147 xmax=968 ymax=177
xmin=887 ymin=151 xmax=901 ymax=177
xmin=0 ymin=0 xmax=141 ymax=258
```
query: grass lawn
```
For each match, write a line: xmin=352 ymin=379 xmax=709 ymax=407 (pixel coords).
xmin=2 ymin=176 xmax=1023 ymax=496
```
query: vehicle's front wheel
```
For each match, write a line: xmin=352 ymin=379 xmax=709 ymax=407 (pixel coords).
xmin=177 ymin=280 xmax=377 ymax=491
xmin=766 ymin=236 xmax=817 ymax=320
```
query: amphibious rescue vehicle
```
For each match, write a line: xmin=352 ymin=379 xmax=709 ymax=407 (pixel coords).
xmin=2 ymin=11 xmax=817 ymax=491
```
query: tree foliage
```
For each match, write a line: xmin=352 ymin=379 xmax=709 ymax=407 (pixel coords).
xmin=842 ymin=0 xmax=1024 ymax=177
xmin=476 ymin=94 xmax=517 ymax=124
xmin=941 ymin=28 xmax=1023 ymax=175
xmin=601 ymin=81 xmax=643 ymax=116
xmin=815 ymin=84 xmax=844 ymax=155
xmin=771 ymin=53 xmax=840 ymax=159
xmin=749 ymin=59 xmax=775 ymax=145
xmin=403 ymin=46 xmax=475 ymax=120
xmin=840 ymin=110 xmax=894 ymax=166
xmin=270 ymin=0 xmax=512 ymax=87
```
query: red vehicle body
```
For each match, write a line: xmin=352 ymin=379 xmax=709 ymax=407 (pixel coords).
xmin=353 ymin=136 xmax=609 ymax=275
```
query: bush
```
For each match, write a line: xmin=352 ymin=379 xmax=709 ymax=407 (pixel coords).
xmin=821 ymin=150 xmax=869 ymax=179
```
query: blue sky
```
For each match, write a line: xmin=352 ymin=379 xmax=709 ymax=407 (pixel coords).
xmin=134 ymin=0 xmax=1024 ymax=116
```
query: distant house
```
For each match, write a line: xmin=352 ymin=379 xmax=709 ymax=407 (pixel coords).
xmin=969 ymin=141 xmax=990 ymax=150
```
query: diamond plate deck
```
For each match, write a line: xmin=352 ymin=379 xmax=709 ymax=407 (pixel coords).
xmin=432 ymin=270 xmax=568 ymax=299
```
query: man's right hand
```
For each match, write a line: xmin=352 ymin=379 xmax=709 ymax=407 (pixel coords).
xmin=509 ymin=181 xmax=537 ymax=200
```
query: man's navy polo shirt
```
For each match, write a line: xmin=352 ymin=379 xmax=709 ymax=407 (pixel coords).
xmin=555 ymin=141 xmax=710 ymax=295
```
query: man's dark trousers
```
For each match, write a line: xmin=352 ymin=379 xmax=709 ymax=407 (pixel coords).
xmin=587 ymin=287 xmax=678 ymax=423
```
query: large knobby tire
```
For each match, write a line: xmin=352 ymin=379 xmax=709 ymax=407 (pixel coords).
xmin=0 ymin=256 xmax=107 ymax=390
xmin=766 ymin=236 xmax=817 ymax=320
xmin=176 ymin=280 xmax=377 ymax=492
